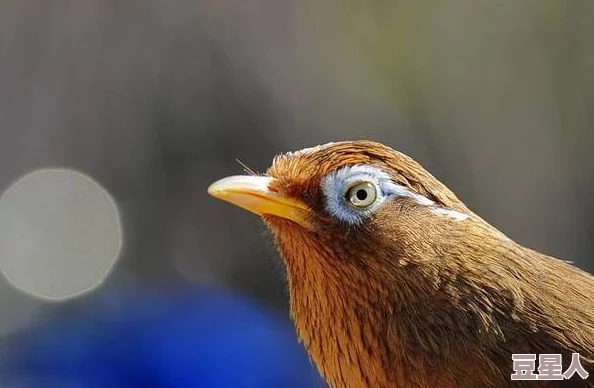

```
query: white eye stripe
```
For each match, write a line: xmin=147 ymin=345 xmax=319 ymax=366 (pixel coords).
xmin=381 ymin=181 xmax=434 ymax=206
xmin=383 ymin=181 xmax=468 ymax=221
xmin=321 ymin=165 xmax=469 ymax=224
xmin=432 ymin=207 xmax=469 ymax=221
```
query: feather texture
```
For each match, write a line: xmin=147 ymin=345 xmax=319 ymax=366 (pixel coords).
xmin=261 ymin=141 xmax=594 ymax=388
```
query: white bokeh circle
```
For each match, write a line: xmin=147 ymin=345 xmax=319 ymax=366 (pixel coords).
xmin=0 ymin=168 xmax=122 ymax=301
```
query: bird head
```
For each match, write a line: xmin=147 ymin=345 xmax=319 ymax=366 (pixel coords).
xmin=208 ymin=140 xmax=594 ymax=387
xmin=208 ymin=140 xmax=476 ymax=282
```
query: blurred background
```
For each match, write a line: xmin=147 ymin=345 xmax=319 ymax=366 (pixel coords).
xmin=1 ymin=1 xmax=593 ymax=387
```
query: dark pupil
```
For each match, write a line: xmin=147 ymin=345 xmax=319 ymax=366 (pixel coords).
xmin=355 ymin=189 xmax=368 ymax=201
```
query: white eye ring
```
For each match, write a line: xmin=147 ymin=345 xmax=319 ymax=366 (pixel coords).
xmin=345 ymin=181 xmax=377 ymax=209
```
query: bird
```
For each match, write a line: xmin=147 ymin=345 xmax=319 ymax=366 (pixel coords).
xmin=208 ymin=140 xmax=594 ymax=388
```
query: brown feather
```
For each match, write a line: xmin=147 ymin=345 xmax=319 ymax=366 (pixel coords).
xmin=262 ymin=141 xmax=594 ymax=388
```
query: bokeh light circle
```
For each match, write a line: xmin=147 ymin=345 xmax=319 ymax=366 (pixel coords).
xmin=0 ymin=168 xmax=122 ymax=301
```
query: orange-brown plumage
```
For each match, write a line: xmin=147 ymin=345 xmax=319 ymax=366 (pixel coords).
xmin=209 ymin=140 xmax=594 ymax=388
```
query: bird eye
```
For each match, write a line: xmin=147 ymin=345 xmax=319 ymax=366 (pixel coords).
xmin=345 ymin=181 xmax=377 ymax=209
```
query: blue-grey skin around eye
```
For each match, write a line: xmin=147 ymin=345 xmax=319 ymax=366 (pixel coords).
xmin=321 ymin=165 xmax=469 ymax=226
xmin=320 ymin=165 xmax=433 ymax=226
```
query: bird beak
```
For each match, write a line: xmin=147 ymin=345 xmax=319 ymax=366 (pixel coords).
xmin=208 ymin=175 xmax=312 ymax=230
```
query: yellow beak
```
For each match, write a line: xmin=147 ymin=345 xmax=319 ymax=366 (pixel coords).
xmin=207 ymin=175 xmax=312 ymax=229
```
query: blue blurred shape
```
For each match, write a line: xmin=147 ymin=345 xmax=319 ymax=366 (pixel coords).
xmin=2 ymin=286 xmax=325 ymax=388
